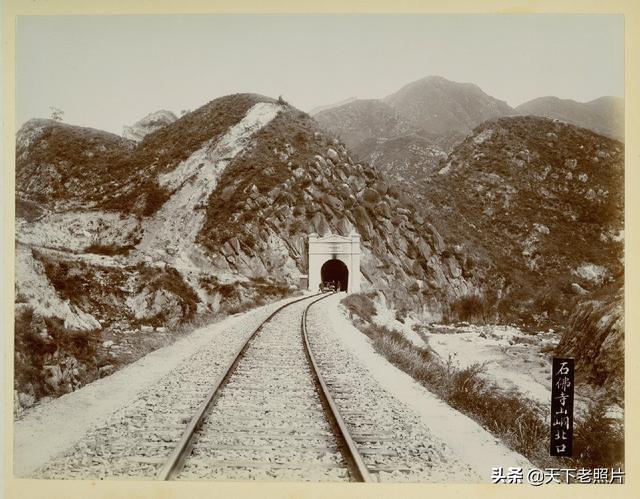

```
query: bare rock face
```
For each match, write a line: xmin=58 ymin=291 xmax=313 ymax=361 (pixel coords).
xmin=122 ymin=110 xmax=178 ymax=142
xmin=556 ymin=286 xmax=623 ymax=402
xmin=126 ymin=288 xmax=183 ymax=327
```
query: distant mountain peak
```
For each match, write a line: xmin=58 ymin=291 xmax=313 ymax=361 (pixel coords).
xmin=309 ymin=96 xmax=358 ymax=115
xmin=122 ymin=109 xmax=178 ymax=142
xmin=382 ymin=75 xmax=514 ymax=135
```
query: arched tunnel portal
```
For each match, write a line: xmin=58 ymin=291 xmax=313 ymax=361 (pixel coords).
xmin=320 ymin=259 xmax=349 ymax=291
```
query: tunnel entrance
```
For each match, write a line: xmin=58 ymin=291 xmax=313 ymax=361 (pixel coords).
xmin=308 ymin=232 xmax=360 ymax=293
xmin=320 ymin=259 xmax=349 ymax=292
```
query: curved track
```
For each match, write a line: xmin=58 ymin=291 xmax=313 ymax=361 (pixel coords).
xmin=156 ymin=292 xmax=372 ymax=481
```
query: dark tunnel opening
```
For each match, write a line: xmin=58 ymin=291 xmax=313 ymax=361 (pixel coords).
xmin=320 ymin=259 xmax=348 ymax=291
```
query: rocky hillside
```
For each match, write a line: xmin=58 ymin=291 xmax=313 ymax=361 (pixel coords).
xmin=516 ymin=96 xmax=624 ymax=141
xmin=420 ymin=116 xmax=624 ymax=332
xmin=556 ymin=282 xmax=623 ymax=403
xmin=15 ymin=93 xmax=482 ymax=408
xmin=192 ymin=103 xmax=480 ymax=316
xmin=122 ymin=109 xmax=177 ymax=142
xmin=16 ymin=120 xmax=135 ymax=209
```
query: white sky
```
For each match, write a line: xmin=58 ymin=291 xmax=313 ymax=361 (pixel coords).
xmin=16 ymin=14 xmax=624 ymax=135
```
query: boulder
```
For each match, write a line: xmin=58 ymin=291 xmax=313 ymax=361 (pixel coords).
xmin=571 ymin=283 xmax=589 ymax=295
xmin=311 ymin=212 xmax=330 ymax=236
xmin=335 ymin=217 xmax=354 ymax=236
xmin=416 ymin=238 xmax=432 ymax=260
xmin=314 ymin=155 xmax=329 ymax=170
xmin=446 ymin=256 xmax=463 ymax=278
xmin=349 ymin=175 xmax=366 ymax=193
xmin=353 ymin=206 xmax=373 ymax=240
xmin=359 ymin=188 xmax=381 ymax=205
xmin=374 ymin=201 xmax=392 ymax=220
xmin=43 ymin=365 xmax=63 ymax=390
xmin=374 ymin=179 xmax=389 ymax=195
xmin=323 ymin=194 xmax=343 ymax=211
xmin=98 ymin=364 xmax=115 ymax=378
xmin=425 ymin=223 xmax=446 ymax=254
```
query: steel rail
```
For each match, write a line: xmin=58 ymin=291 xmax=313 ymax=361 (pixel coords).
xmin=302 ymin=293 xmax=374 ymax=483
xmin=155 ymin=292 xmax=322 ymax=481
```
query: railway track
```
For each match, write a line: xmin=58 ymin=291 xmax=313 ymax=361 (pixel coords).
xmin=156 ymin=292 xmax=372 ymax=481
xmin=34 ymin=291 xmax=467 ymax=481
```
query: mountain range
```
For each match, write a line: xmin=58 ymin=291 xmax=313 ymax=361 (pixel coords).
xmin=313 ymin=76 xmax=623 ymax=189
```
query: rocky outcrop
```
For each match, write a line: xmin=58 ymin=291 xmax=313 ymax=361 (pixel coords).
xmin=122 ymin=110 xmax=178 ymax=142
xmin=556 ymin=286 xmax=623 ymax=402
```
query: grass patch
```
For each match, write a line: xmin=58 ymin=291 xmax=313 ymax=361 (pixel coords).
xmin=341 ymin=292 xmax=377 ymax=322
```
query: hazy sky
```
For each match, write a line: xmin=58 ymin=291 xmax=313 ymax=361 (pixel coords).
xmin=16 ymin=14 xmax=624 ymax=135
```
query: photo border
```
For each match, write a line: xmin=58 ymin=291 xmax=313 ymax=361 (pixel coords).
xmin=2 ymin=1 xmax=638 ymax=498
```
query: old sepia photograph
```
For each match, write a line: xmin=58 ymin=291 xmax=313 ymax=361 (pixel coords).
xmin=8 ymin=6 xmax=628 ymax=492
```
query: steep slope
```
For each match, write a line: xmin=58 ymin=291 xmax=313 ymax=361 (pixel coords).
xmin=197 ymin=105 xmax=480 ymax=317
xmin=16 ymin=94 xmax=270 ymax=213
xmin=421 ymin=116 xmax=624 ymax=330
xmin=383 ymin=75 xmax=515 ymax=135
xmin=556 ymin=282 xmax=623 ymax=403
xmin=516 ymin=96 xmax=624 ymax=141
xmin=122 ymin=109 xmax=177 ymax=142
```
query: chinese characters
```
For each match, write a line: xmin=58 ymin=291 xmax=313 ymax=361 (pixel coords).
xmin=550 ymin=358 xmax=574 ymax=456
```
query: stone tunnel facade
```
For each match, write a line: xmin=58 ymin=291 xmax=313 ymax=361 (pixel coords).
xmin=308 ymin=232 xmax=361 ymax=293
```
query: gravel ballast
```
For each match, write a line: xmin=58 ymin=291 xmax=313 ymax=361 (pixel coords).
xmin=308 ymin=293 xmax=533 ymax=482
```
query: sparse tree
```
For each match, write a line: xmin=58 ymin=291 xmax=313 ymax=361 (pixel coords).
xmin=49 ymin=106 xmax=64 ymax=121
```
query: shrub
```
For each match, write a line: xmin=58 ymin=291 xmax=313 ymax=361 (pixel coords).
xmin=140 ymin=266 xmax=200 ymax=321
xmin=84 ymin=243 xmax=133 ymax=256
xmin=449 ymin=294 xmax=488 ymax=323
xmin=15 ymin=198 xmax=45 ymax=221
xmin=341 ymin=293 xmax=376 ymax=322
xmin=572 ymin=398 xmax=624 ymax=469
xmin=142 ymin=181 xmax=172 ymax=217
